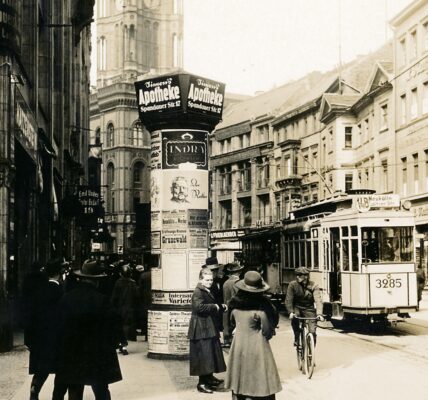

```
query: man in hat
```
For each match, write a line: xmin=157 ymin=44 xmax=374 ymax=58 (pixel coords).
xmin=285 ymin=267 xmax=324 ymax=347
xmin=222 ymin=262 xmax=244 ymax=347
xmin=54 ymin=260 xmax=122 ymax=400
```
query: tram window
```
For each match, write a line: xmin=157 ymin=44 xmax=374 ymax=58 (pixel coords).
xmin=300 ymin=241 xmax=306 ymax=266
xmin=313 ymin=241 xmax=319 ymax=269
xmin=342 ymin=239 xmax=350 ymax=271
xmin=351 ymin=226 xmax=358 ymax=236
xmin=342 ymin=227 xmax=349 ymax=237
xmin=306 ymin=241 xmax=312 ymax=269
xmin=361 ymin=227 xmax=414 ymax=263
xmin=351 ymin=239 xmax=359 ymax=271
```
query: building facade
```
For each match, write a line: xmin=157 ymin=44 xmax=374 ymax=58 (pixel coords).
xmin=89 ymin=0 xmax=183 ymax=259
xmin=0 ymin=0 xmax=94 ymax=350
xmin=210 ymin=0 xmax=428 ymax=288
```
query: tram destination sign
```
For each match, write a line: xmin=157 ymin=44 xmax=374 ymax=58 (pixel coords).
xmin=353 ymin=194 xmax=400 ymax=212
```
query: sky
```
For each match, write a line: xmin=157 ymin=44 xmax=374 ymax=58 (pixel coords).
xmin=91 ymin=0 xmax=414 ymax=95
xmin=182 ymin=0 xmax=413 ymax=95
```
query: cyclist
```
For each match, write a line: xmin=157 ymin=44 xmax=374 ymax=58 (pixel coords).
xmin=285 ymin=267 xmax=324 ymax=346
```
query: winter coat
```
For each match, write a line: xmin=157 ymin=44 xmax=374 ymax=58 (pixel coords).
xmin=285 ymin=280 xmax=323 ymax=315
xmin=223 ymin=276 xmax=239 ymax=338
xmin=188 ymin=283 xmax=226 ymax=376
xmin=111 ymin=277 xmax=141 ymax=341
xmin=225 ymin=309 xmax=282 ymax=397
xmin=138 ymin=270 xmax=152 ymax=335
xmin=210 ymin=277 xmax=224 ymax=331
xmin=24 ymin=280 xmax=63 ymax=375
xmin=56 ymin=281 xmax=122 ymax=385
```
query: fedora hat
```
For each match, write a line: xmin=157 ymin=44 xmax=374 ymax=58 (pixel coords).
xmin=225 ymin=262 xmax=244 ymax=274
xmin=235 ymin=271 xmax=269 ymax=293
xmin=203 ymin=256 xmax=221 ymax=270
xmin=74 ymin=259 xmax=107 ymax=278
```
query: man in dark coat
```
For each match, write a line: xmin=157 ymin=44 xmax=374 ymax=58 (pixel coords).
xmin=55 ymin=260 xmax=122 ymax=400
xmin=23 ymin=259 xmax=66 ymax=400
xmin=111 ymin=264 xmax=141 ymax=355
xmin=137 ymin=265 xmax=151 ymax=340
xmin=202 ymin=257 xmax=224 ymax=333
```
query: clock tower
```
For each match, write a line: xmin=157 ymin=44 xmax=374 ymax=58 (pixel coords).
xmin=90 ymin=0 xmax=184 ymax=259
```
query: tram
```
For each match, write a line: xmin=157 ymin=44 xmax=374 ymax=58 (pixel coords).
xmin=280 ymin=195 xmax=418 ymax=325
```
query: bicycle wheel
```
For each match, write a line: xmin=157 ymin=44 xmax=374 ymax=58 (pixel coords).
xmin=305 ymin=332 xmax=316 ymax=379
xmin=301 ymin=327 xmax=308 ymax=375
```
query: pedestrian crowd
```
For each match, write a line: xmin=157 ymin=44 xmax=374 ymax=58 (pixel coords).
xmin=21 ymin=255 xmax=335 ymax=400
xmin=22 ymin=257 xmax=151 ymax=400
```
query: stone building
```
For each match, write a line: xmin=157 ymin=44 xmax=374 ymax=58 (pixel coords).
xmin=0 ymin=0 xmax=94 ymax=350
xmin=89 ymin=0 xmax=183 ymax=259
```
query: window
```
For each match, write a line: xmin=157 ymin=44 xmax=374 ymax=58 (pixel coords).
xmin=107 ymin=163 xmax=115 ymax=213
xmin=399 ymin=37 xmax=407 ymax=67
xmin=238 ymin=162 xmax=251 ymax=191
xmin=424 ymin=21 xmax=428 ymax=52
xmin=95 ymin=128 xmax=101 ymax=146
xmin=400 ymin=94 xmax=407 ymax=125
xmin=425 ymin=150 xmax=428 ymax=190
xmin=402 ymin=157 xmax=407 ymax=195
xmin=364 ymin=118 xmax=370 ymax=142
xmin=131 ymin=122 xmax=149 ymax=147
xmin=414 ymin=153 xmax=419 ymax=193
xmin=382 ymin=159 xmax=388 ymax=193
xmin=239 ymin=198 xmax=252 ymax=227
xmin=220 ymin=166 xmax=232 ymax=195
xmin=410 ymin=29 xmax=417 ymax=60
xmin=133 ymin=161 xmax=144 ymax=188
xmin=219 ymin=201 xmax=232 ymax=229
xmin=344 ymin=126 xmax=352 ymax=149
xmin=423 ymin=82 xmax=428 ymax=114
xmin=380 ymin=104 xmax=388 ymax=130
xmin=107 ymin=123 xmax=114 ymax=147
xmin=345 ymin=173 xmax=353 ymax=192
xmin=99 ymin=37 xmax=107 ymax=70
xmin=411 ymin=88 xmax=418 ymax=120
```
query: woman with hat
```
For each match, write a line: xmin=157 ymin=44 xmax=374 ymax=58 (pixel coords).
xmin=188 ymin=268 xmax=227 ymax=394
xmin=225 ymin=271 xmax=282 ymax=400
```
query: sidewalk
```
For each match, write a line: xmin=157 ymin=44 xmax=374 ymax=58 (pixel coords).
xmin=5 ymin=292 xmax=428 ymax=400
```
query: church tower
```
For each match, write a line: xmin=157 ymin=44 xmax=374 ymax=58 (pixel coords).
xmin=89 ymin=0 xmax=183 ymax=258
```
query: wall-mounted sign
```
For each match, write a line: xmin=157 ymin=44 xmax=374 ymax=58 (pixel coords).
xmin=151 ymin=291 xmax=192 ymax=306
xmin=210 ymin=229 xmax=246 ymax=240
xmin=162 ymin=130 xmax=208 ymax=170
xmin=76 ymin=186 xmax=101 ymax=226
xmin=15 ymin=92 xmax=37 ymax=162
xmin=187 ymin=75 xmax=224 ymax=116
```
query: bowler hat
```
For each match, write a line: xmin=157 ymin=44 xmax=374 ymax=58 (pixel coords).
xmin=235 ymin=271 xmax=269 ymax=293
xmin=203 ymin=256 xmax=221 ymax=270
xmin=225 ymin=262 xmax=244 ymax=274
xmin=295 ymin=267 xmax=309 ymax=275
xmin=74 ymin=259 xmax=107 ymax=278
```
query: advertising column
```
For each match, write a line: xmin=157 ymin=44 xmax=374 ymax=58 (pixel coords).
xmin=135 ymin=73 xmax=225 ymax=358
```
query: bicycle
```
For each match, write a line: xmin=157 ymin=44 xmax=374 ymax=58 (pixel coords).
xmin=294 ymin=316 xmax=319 ymax=379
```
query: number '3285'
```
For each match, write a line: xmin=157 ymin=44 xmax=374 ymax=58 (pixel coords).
xmin=375 ymin=278 xmax=402 ymax=288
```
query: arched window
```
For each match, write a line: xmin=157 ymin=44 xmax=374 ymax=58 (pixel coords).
xmin=107 ymin=163 xmax=115 ymax=213
xmin=133 ymin=161 xmax=144 ymax=188
xmin=131 ymin=122 xmax=144 ymax=146
xmin=107 ymin=123 xmax=114 ymax=147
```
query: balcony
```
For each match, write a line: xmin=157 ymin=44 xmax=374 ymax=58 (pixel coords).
xmin=275 ymin=174 xmax=302 ymax=189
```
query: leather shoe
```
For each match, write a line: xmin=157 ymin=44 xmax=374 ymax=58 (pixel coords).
xmin=197 ymin=384 xmax=213 ymax=394
xmin=209 ymin=376 xmax=224 ymax=385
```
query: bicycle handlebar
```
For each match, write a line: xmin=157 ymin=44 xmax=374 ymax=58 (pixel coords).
xmin=293 ymin=316 xmax=324 ymax=321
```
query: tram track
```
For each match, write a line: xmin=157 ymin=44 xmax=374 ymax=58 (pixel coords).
xmin=319 ymin=320 xmax=428 ymax=363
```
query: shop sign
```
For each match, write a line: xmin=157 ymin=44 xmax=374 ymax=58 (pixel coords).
xmin=413 ymin=204 xmax=428 ymax=218
xmin=187 ymin=75 xmax=225 ymax=116
xmin=210 ymin=229 xmax=246 ymax=240
xmin=76 ymin=186 xmax=101 ymax=226
xmin=162 ymin=130 xmax=208 ymax=169
xmin=15 ymin=98 xmax=37 ymax=161
xmin=354 ymin=194 xmax=400 ymax=212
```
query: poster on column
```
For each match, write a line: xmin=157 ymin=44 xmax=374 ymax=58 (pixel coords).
xmin=189 ymin=228 xmax=208 ymax=248
xmin=150 ymin=130 xmax=162 ymax=170
xmin=162 ymin=229 xmax=188 ymax=249
xmin=151 ymin=231 xmax=161 ymax=250
xmin=161 ymin=250 xmax=187 ymax=290
xmin=148 ymin=310 xmax=191 ymax=355
xmin=162 ymin=170 xmax=208 ymax=210
xmin=162 ymin=210 xmax=187 ymax=229
xmin=151 ymin=268 xmax=163 ymax=290
xmin=161 ymin=130 xmax=208 ymax=170
xmin=188 ymin=249 xmax=208 ymax=289
xmin=151 ymin=210 xmax=162 ymax=231
xmin=150 ymin=169 xmax=162 ymax=211
xmin=188 ymin=209 xmax=208 ymax=229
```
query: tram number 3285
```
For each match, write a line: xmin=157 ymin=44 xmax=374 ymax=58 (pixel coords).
xmin=375 ymin=276 xmax=402 ymax=289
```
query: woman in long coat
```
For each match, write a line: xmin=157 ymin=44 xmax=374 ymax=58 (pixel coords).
xmin=225 ymin=271 xmax=282 ymax=400
xmin=188 ymin=268 xmax=226 ymax=394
